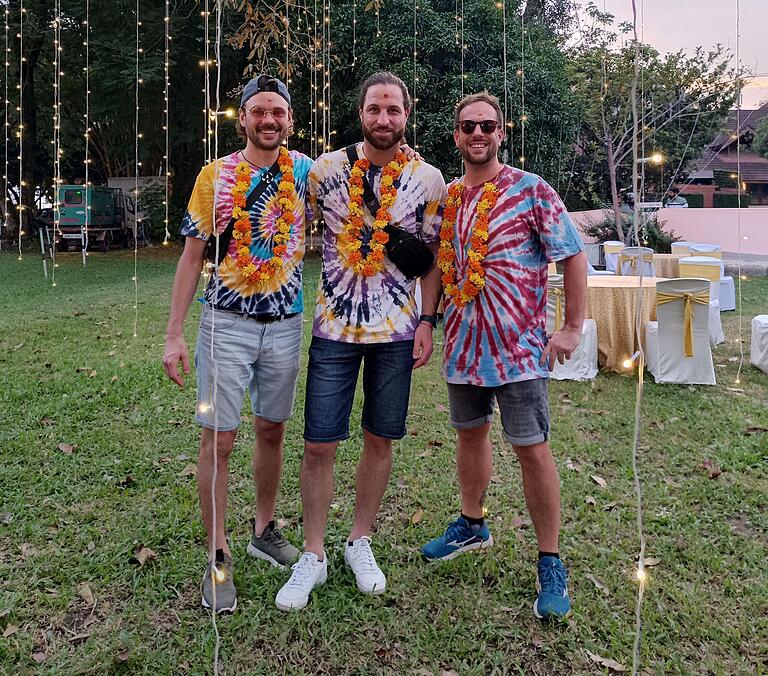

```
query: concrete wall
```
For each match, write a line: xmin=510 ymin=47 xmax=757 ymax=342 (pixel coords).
xmin=569 ymin=207 xmax=768 ymax=255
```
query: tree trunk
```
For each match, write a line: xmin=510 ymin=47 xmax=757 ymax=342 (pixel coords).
xmin=606 ymin=136 xmax=625 ymax=242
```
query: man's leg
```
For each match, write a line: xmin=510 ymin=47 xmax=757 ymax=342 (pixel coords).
xmin=251 ymin=416 xmax=286 ymax=536
xmin=198 ymin=427 xmax=238 ymax=557
xmin=349 ymin=429 xmax=393 ymax=541
xmin=301 ymin=440 xmax=340 ymax=557
xmin=456 ymin=423 xmax=493 ymax=519
xmin=512 ymin=441 xmax=561 ymax=553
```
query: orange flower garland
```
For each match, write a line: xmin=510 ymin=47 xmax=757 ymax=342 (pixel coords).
xmin=437 ymin=180 xmax=498 ymax=308
xmin=230 ymin=146 xmax=296 ymax=285
xmin=344 ymin=150 xmax=408 ymax=276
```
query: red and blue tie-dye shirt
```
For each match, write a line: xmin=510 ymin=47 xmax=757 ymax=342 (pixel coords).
xmin=442 ymin=165 xmax=584 ymax=386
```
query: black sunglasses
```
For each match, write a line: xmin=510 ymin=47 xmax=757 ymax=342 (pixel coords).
xmin=458 ymin=119 xmax=500 ymax=134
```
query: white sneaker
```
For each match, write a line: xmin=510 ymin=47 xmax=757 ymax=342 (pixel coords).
xmin=345 ymin=536 xmax=386 ymax=595
xmin=275 ymin=551 xmax=328 ymax=612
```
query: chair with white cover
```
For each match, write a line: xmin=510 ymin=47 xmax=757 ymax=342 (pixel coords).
xmin=678 ymin=256 xmax=725 ymax=346
xmin=689 ymin=243 xmax=734 ymax=311
xmin=546 ymin=275 xmax=598 ymax=380
xmin=587 ymin=260 xmax=614 ymax=276
xmin=645 ymin=278 xmax=715 ymax=384
xmin=751 ymin=315 xmax=768 ymax=374
xmin=617 ymin=246 xmax=655 ymax=277
xmin=603 ymin=240 xmax=624 ymax=273
xmin=671 ymin=241 xmax=697 ymax=257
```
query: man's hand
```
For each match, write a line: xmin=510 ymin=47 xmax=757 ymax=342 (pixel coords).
xmin=399 ymin=143 xmax=423 ymax=162
xmin=540 ymin=326 xmax=581 ymax=371
xmin=163 ymin=334 xmax=191 ymax=387
xmin=412 ymin=323 xmax=434 ymax=369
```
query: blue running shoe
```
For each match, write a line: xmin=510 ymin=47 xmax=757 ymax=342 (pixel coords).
xmin=421 ymin=517 xmax=493 ymax=561
xmin=533 ymin=556 xmax=570 ymax=620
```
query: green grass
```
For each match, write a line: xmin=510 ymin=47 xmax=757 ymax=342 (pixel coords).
xmin=1 ymin=246 xmax=766 ymax=675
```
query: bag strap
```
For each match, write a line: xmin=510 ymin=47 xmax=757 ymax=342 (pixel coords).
xmin=345 ymin=144 xmax=380 ymax=215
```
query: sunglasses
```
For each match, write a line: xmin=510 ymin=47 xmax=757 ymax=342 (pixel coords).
xmin=458 ymin=119 xmax=500 ymax=134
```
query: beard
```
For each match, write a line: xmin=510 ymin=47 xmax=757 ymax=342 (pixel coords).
xmin=362 ymin=121 xmax=405 ymax=151
xmin=246 ymin=123 xmax=288 ymax=151
xmin=459 ymin=143 xmax=498 ymax=166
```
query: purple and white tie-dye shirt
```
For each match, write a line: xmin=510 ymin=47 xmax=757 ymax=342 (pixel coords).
xmin=309 ymin=145 xmax=446 ymax=344
xmin=442 ymin=165 xmax=584 ymax=386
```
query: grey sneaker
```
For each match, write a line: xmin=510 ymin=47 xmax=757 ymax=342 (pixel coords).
xmin=201 ymin=553 xmax=237 ymax=613
xmin=247 ymin=520 xmax=300 ymax=569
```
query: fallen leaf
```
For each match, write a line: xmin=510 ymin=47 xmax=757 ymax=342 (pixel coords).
xmin=489 ymin=474 xmax=502 ymax=484
xmin=743 ymin=427 xmax=767 ymax=436
xmin=728 ymin=356 xmax=738 ymax=362
xmin=89 ymin=370 xmax=97 ymax=378
xmin=156 ymin=456 xmax=173 ymax=464
xmin=178 ymin=463 xmax=197 ymax=477
xmin=590 ymin=475 xmax=607 ymax=488
xmin=699 ymin=458 xmax=722 ymax=479
xmin=67 ymin=632 xmax=92 ymax=643
xmin=111 ymin=375 xmax=119 ymax=383
xmin=276 ymin=518 xmax=288 ymax=529
xmin=31 ymin=651 xmax=47 ymax=664
xmin=77 ymin=583 xmax=95 ymax=606
xmin=13 ymin=342 xmax=24 ymax=350
xmin=586 ymin=651 xmax=627 ymax=672
xmin=603 ymin=501 xmax=618 ymax=511
xmin=39 ymin=416 xmax=56 ymax=426
xmin=3 ymin=624 xmax=18 ymax=638
xmin=175 ymin=453 xmax=190 ymax=461
xmin=117 ymin=475 xmax=134 ymax=488
xmin=512 ymin=515 xmax=530 ymax=529
xmin=410 ymin=508 xmax=424 ymax=525
xmin=117 ymin=648 xmax=131 ymax=662
xmin=565 ymin=458 xmax=583 ymax=472
xmin=585 ymin=495 xmax=597 ymax=506
xmin=0 ymin=609 xmax=10 ymax=618
xmin=585 ymin=573 xmax=610 ymax=595
xmin=426 ymin=440 xmax=443 ymax=447
xmin=435 ymin=403 xmax=448 ymax=413
xmin=441 ymin=671 xmax=459 ymax=676
xmin=107 ymin=351 xmax=116 ymax=357
xmin=131 ymin=545 xmax=156 ymax=567
xmin=643 ymin=557 xmax=661 ymax=567
xmin=1 ymin=513 xmax=12 ymax=525
xmin=57 ymin=442 xmax=76 ymax=455
xmin=167 ymin=419 xmax=184 ymax=427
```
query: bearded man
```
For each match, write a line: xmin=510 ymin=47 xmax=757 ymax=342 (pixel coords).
xmin=274 ymin=71 xmax=447 ymax=611
xmin=163 ymin=75 xmax=310 ymax=613
xmin=421 ymin=91 xmax=587 ymax=621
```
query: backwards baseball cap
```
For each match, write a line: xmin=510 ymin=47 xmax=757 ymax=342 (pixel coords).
xmin=240 ymin=74 xmax=291 ymax=108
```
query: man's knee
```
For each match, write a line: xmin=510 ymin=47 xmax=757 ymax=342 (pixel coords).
xmin=253 ymin=417 xmax=285 ymax=445
xmin=303 ymin=441 xmax=337 ymax=466
xmin=200 ymin=428 xmax=238 ymax=461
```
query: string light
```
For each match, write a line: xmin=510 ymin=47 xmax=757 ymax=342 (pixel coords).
xmin=500 ymin=0 xmax=508 ymax=163
xmin=163 ymin=0 xmax=171 ymax=245
xmin=50 ymin=0 xmax=63 ymax=286
xmin=734 ymin=0 xmax=745 ymax=387
xmin=133 ymin=0 xmax=140 ymax=338
xmin=519 ymin=9 xmax=525 ymax=169
xmin=16 ymin=0 xmax=23 ymax=260
xmin=412 ymin=0 xmax=417 ymax=150
xmin=351 ymin=0 xmax=356 ymax=67
xmin=322 ymin=0 xmax=331 ymax=151
xmin=202 ymin=3 xmax=212 ymax=163
xmin=82 ymin=0 xmax=90 ymax=264
xmin=2 ymin=6 xmax=8 ymax=251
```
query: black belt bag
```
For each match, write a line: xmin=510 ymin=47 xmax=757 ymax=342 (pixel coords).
xmin=344 ymin=145 xmax=434 ymax=279
xmin=204 ymin=157 xmax=281 ymax=264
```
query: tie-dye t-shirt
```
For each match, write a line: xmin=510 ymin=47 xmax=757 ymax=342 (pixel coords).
xmin=179 ymin=150 xmax=313 ymax=316
xmin=309 ymin=145 xmax=446 ymax=343
xmin=442 ymin=165 xmax=584 ymax=386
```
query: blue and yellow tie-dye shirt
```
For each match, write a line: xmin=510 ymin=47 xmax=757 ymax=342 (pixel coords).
xmin=309 ymin=145 xmax=447 ymax=344
xmin=180 ymin=150 xmax=313 ymax=316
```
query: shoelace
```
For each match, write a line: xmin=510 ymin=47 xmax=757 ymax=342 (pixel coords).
xmin=265 ymin=527 xmax=289 ymax=549
xmin=441 ymin=519 xmax=471 ymax=543
xmin=349 ymin=537 xmax=377 ymax=571
xmin=538 ymin=561 xmax=566 ymax=595
xmin=286 ymin=554 xmax=320 ymax=588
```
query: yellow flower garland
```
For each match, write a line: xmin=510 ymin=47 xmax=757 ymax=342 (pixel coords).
xmin=230 ymin=146 xmax=296 ymax=285
xmin=437 ymin=180 xmax=498 ymax=308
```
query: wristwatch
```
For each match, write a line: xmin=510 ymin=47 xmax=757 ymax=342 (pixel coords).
xmin=419 ymin=314 xmax=437 ymax=328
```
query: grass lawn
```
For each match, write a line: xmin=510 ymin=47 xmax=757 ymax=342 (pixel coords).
xmin=1 ymin=245 xmax=766 ymax=675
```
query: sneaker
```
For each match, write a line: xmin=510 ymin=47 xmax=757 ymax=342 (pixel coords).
xmin=421 ymin=516 xmax=493 ymax=561
xmin=345 ymin=536 xmax=386 ymax=595
xmin=533 ymin=556 xmax=571 ymax=620
xmin=247 ymin=520 xmax=300 ymax=569
xmin=275 ymin=552 xmax=328 ymax=611
xmin=201 ymin=553 xmax=237 ymax=614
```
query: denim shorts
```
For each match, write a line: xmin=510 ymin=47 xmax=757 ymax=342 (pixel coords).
xmin=194 ymin=306 xmax=303 ymax=430
xmin=304 ymin=336 xmax=416 ymax=443
xmin=446 ymin=378 xmax=549 ymax=446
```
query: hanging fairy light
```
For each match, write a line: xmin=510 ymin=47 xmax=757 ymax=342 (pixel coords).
xmin=412 ymin=0 xmax=417 ymax=150
xmin=16 ymin=0 xmax=24 ymax=261
xmin=323 ymin=0 xmax=331 ymax=151
xmin=3 ymin=5 xmax=9 ymax=249
xmin=50 ymin=0 xmax=62 ymax=286
xmin=519 ymin=9 xmax=525 ymax=168
xmin=500 ymin=0 xmax=508 ymax=164
xmin=82 ymin=0 xmax=91 ymax=265
xmin=133 ymin=0 xmax=140 ymax=338
xmin=734 ymin=0 xmax=746 ymax=388
xmin=162 ymin=0 xmax=171 ymax=246
xmin=460 ymin=0 xmax=465 ymax=98
xmin=351 ymin=0 xmax=356 ymax=67
xmin=202 ymin=2 xmax=212 ymax=163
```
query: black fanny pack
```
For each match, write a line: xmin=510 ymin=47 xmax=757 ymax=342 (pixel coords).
xmin=204 ymin=156 xmax=281 ymax=264
xmin=344 ymin=145 xmax=434 ymax=279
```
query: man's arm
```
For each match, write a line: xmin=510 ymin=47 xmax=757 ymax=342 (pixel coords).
xmin=540 ymin=250 xmax=587 ymax=371
xmin=162 ymin=236 xmax=207 ymax=387
xmin=412 ymin=242 xmax=441 ymax=368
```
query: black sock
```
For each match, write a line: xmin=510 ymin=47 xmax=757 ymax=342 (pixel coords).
xmin=461 ymin=513 xmax=485 ymax=529
xmin=538 ymin=551 xmax=560 ymax=560
xmin=215 ymin=548 xmax=225 ymax=563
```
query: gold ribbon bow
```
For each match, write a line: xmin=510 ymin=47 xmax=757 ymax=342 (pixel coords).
xmin=550 ymin=287 xmax=564 ymax=332
xmin=656 ymin=290 xmax=709 ymax=357
xmin=617 ymin=253 xmax=654 ymax=275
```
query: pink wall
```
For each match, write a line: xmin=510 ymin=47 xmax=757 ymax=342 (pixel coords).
xmin=569 ymin=207 xmax=768 ymax=255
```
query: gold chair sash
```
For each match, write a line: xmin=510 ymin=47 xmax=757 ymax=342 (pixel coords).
xmin=617 ymin=252 xmax=654 ymax=275
xmin=678 ymin=263 xmax=720 ymax=282
xmin=603 ymin=242 xmax=624 ymax=254
xmin=550 ymin=287 xmax=564 ymax=332
xmin=656 ymin=290 xmax=709 ymax=357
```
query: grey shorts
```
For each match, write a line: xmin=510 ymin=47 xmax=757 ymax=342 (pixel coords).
xmin=446 ymin=378 xmax=549 ymax=446
xmin=194 ymin=305 xmax=303 ymax=430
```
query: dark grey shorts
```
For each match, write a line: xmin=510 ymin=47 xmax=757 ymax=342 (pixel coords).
xmin=446 ymin=378 xmax=549 ymax=447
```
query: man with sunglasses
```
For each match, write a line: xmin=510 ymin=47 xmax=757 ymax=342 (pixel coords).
xmin=163 ymin=75 xmax=311 ymax=613
xmin=421 ymin=92 xmax=587 ymax=621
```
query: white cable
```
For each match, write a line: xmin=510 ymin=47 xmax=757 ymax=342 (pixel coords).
xmin=734 ymin=0 xmax=745 ymax=386
xmin=83 ymin=0 xmax=90 ymax=265
xmin=2 ymin=6 xmax=8 ymax=250
xmin=133 ymin=0 xmax=140 ymax=338
xmin=17 ymin=0 xmax=23 ymax=260
xmin=163 ymin=0 xmax=171 ymax=246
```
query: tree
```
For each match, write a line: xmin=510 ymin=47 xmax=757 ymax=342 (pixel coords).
xmin=754 ymin=116 xmax=768 ymax=159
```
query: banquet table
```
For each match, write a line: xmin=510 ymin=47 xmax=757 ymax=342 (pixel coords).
xmin=652 ymin=254 xmax=680 ymax=279
xmin=585 ymin=276 xmax=668 ymax=372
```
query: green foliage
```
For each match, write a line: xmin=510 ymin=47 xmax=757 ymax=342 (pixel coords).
xmin=582 ymin=214 xmax=628 ymax=243
xmin=713 ymin=170 xmax=739 ymax=188
xmin=643 ymin=215 xmax=680 ymax=252
xmin=754 ymin=116 xmax=768 ymax=159
xmin=679 ymin=192 xmax=704 ymax=208
xmin=713 ymin=193 xmax=750 ymax=208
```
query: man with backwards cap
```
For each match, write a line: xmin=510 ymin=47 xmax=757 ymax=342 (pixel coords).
xmin=162 ymin=75 xmax=310 ymax=613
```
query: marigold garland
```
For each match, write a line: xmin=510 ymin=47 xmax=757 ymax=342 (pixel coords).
xmin=344 ymin=150 xmax=408 ymax=276
xmin=229 ymin=146 xmax=296 ymax=285
xmin=437 ymin=180 xmax=498 ymax=308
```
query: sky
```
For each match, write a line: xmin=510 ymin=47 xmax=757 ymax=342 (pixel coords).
xmin=575 ymin=0 xmax=768 ymax=109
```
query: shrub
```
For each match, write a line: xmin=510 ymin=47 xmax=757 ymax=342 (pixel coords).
xmin=679 ymin=192 xmax=704 ymax=208
xmin=713 ymin=193 xmax=750 ymax=208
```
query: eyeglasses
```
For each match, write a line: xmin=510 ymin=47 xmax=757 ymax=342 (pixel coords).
xmin=458 ymin=119 xmax=500 ymax=134
xmin=245 ymin=106 xmax=288 ymax=120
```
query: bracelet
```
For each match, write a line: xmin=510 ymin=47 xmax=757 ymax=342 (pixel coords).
xmin=419 ymin=314 xmax=437 ymax=328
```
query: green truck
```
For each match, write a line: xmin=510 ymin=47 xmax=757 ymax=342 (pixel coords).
xmin=54 ymin=184 xmax=146 ymax=252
